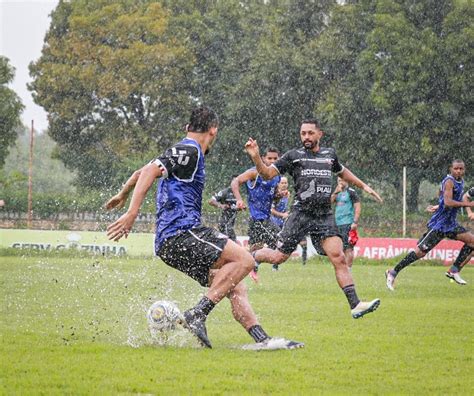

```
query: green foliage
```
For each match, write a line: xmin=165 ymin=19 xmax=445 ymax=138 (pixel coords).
xmin=1 ymin=255 xmax=472 ymax=393
xmin=0 ymin=56 xmax=24 ymax=167
xmin=29 ymin=0 xmax=194 ymax=189
xmin=27 ymin=0 xmax=474 ymax=210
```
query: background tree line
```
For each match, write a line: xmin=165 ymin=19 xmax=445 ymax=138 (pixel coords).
xmin=2 ymin=0 xmax=473 ymax=213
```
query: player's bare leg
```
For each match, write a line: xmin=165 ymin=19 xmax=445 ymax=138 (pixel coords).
xmin=322 ymin=236 xmax=380 ymax=319
xmin=182 ymin=240 xmax=254 ymax=348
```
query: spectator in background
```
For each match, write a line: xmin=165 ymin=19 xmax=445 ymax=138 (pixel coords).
xmin=331 ymin=177 xmax=361 ymax=269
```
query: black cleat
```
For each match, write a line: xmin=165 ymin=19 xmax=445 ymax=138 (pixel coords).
xmin=182 ymin=310 xmax=212 ymax=349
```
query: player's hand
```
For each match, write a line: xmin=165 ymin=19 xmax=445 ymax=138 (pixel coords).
xmin=351 ymin=223 xmax=358 ymax=230
xmin=244 ymin=138 xmax=260 ymax=159
xmin=236 ymin=199 xmax=247 ymax=210
xmin=107 ymin=212 xmax=136 ymax=242
xmin=426 ymin=205 xmax=438 ymax=213
xmin=105 ymin=193 xmax=127 ymax=210
xmin=333 ymin=184 xmax=343 ymax=194
xmin=282 ymin=212 xmax=289 ymax=219
xmin=468 ymin=212 xmax=474 ymax=221
xmin=364 ymin=185 xmax=383 ymax=203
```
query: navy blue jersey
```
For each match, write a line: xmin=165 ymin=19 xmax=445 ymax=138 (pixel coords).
xmin=245 ymin=170 xmax=281 ymax=221
xmin=427 ymin=175 xmax=464 ymax=232
xmin=152 ymin=138 xmax=205 ymax=250
xmin=271 ymin=196 xmax=289 ymax=228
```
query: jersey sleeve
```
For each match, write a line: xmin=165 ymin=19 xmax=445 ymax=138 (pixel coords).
xmin=331 ymin=149 xmax=344 ymax=174
xmin=348 ymin=188 xmax=360 ymax=203
xmin=214 ymin=189 xmax=227 ymax=204
xmin=273 ymin=151 xmax=293 ymax=175
xmin=152 ymin=144 xmax=199 ymax=180
xmin=467 ymin=186 xmax=474 ymax=199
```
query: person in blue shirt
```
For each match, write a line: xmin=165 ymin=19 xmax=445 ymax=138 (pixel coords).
xmin=231 ymin=147 xmax=281 ymax=281
xmin=386 ymin=160 xmax=474 ymax=290
xmin=331 ymin=177 xmax=361 ymax=269
xmin=271 ymin=176 xmax=308 ymax=266
xmin=106 ymin=106 xmax=302 ymax=350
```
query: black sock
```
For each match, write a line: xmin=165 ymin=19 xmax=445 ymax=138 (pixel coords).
xmin=302 ymin=245 xmax=307 ymax=265
xmin=248 ymin=325 xmax=270 ymax=343
xmin=191 ymin=296 xmax=216 ymax=319
xmin=450 ymin=245 xmax=473 ymax=272
xmin=342 ymin=284 xmax=360 ymax=309
xmin=394 ymin=251 xmax=419 ymax=274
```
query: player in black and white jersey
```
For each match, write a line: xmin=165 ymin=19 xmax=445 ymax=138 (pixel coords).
xmin=244 ymin=118 xmax=383 ymax=319
xmin=208 ymin=175 xmax=240 ymax=241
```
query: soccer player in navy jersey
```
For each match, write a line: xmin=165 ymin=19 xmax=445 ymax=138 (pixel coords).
xmin=244 ymin=118 xmax=383 ymax=319
xmin=386 ymin=161 xmax=474 ymax=289
xmin=106 ymin=106 xmax=303 ymax=350
xmin=231 ymin=147 xmax=282 ymax=280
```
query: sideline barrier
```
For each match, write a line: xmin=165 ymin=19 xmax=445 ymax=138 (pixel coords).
xmin=1 ymin=229 xmax=472 ymax=264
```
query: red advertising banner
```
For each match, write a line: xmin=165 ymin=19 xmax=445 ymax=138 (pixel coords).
xmin=353 ymin=238 xmax=473 ymax=264
xmin=236 ymin=236 xmax=473 ymax=265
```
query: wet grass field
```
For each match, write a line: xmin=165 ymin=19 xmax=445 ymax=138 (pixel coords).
xmin=1 ymin=252 xmax=472 ymax=394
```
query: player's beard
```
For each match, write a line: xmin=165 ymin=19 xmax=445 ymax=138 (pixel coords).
xmin=303 ymin=139 xmax=318 ymax=149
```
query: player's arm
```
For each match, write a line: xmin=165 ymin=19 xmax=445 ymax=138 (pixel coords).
xmin=244 ymin=138 xmax=279 ymax=180
xmin=271 ymin=206 xmax=289 ymax=219
xmin=463 ymin=190 xmax=474 ymax=219
xmin=107 ymin=163 xmax=162 ymax=241
xmin=339 ymin=167 xmax=383 ymax=203
xmin=105 ymin=167 xmax=145 ymax=210
xmin=231 ymin=169 xmax=258 ymax=210
xmin=352 ymin=201 xmax=361 ymax=230
xmin=444 ymin=180 xmax=474 ymax=208
xmin=208 ymin=191 xmax=229 ymax=210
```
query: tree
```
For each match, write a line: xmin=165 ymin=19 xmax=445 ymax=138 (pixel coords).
xmin=316 ymin=0 xmax=473 ymax=211
xmin=0 ymin=56 xmax=24 ymax=167
xmin=29 ymin=0 xmax=194 ymax=189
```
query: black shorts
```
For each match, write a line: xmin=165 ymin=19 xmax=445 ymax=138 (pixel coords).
xmin=277 ymin=209 xmax=342 ymax=256
xmin=248 ymin=218 xmax=280 ymax=248
xmin=337 ymin=224 xmax=353 ymax=250
xmin=218 ymin=222 xmax=236 ymax=241
xmin=417 ymin=226 xmax=468 ymax=253
xmin=157 ymin=226 xmax=228 ymax=287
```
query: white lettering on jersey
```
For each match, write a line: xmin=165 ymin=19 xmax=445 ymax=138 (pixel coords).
xmin=300 ymin=169 xmax=332 ymax=177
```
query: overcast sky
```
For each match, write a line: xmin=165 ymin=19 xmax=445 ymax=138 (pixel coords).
xmin=1 ymin=0 xmax=59 ymax=133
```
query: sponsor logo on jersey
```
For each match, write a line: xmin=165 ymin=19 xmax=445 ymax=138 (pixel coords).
xmin=300 ymin=169 xmax=332 ymax=177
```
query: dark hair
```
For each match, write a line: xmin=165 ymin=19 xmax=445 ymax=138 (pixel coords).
xmin=300 ymin=118 xmax=321 ymax=128
xmin=188 ymin=106 xmax=219 ymax=133
xmin=265 ymin=147 xmax=279 ymax=155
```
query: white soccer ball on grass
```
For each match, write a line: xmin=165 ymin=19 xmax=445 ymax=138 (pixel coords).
xmin=146 ymin=300 xmax=182 ymax=333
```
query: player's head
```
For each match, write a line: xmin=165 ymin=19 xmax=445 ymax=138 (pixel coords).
xmin=449 ymin=159 xmax=465 ymax=180
xmin=337 ymin=176 xmax=348 ymax=189
xmin=300 ymin=118 xmax=323 ymax=150
xmin=262 ymin=147 xmax=279 ymax=166
xmin=187 ymin=106 xmax=219 ymax=154
xmin=278 ymin=176 xmax=289 ymax=193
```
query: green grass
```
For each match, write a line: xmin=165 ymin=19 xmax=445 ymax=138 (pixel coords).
xmin=1 ymin=253 xmax=472 ymax=394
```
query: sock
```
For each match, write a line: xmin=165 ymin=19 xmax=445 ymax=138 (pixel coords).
xmin=394 ymin=251 xmax=419 ymax=274
xmin=450 ymin=245 xmax=473 ymax=272
xmin=342 ymin=284 xmax=360 ymax=309
xmin=302 ymin=245 xmax=307 ymax=265
xmin=248 ymin=325 xmax=270 ymax=343
xmin=191 ymin=296 xmax=216 ymax=319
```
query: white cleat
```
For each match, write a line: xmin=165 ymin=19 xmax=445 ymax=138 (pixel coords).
xmin=445 ymin=271 xmax=467 ymax=285
xmin=351 ymin=299 xmax=381 ymax=319
xmin=385 ymin=269 xmax=396 ymax=291
xmin=242 ymin=337 xmax=305 ymax=351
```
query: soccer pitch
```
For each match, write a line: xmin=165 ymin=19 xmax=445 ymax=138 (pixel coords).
xmin=1 ymin=253 xmax=472 ymax=394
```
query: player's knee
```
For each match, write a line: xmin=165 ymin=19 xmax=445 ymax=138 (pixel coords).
xmin=328 ymin=250 xmax=346 ymax=267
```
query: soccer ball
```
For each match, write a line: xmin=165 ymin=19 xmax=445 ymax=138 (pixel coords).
xmin=146 ymin=300 xmax=182 ymax=332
